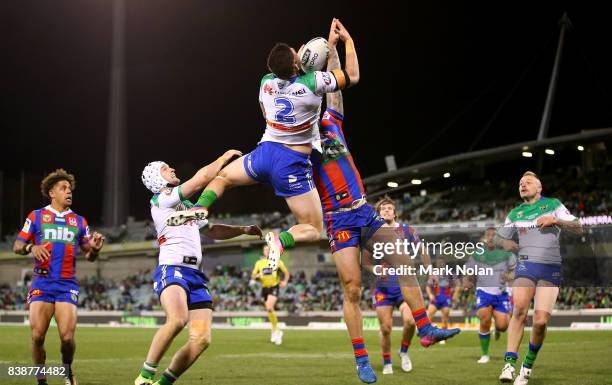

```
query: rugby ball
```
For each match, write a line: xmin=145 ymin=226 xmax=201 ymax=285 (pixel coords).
xmin=298 ymin=37 xmax=329 ymax=73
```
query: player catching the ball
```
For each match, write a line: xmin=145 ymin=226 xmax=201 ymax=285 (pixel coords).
xmin=310 ymin=33 xmax=460 ymax=384
xmin=13 ymin=169 xmax=105 ymax=385
xmin=135 ymin=153 xmax=262 ymax=385
xmin=167 ymin=18 xmax=359 ymax=271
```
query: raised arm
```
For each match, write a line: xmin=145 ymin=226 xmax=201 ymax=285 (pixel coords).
xmin=325 ymin=42 xmax=344 ymax=115
xmin=332 ymin=18 xmax=359 ymax=87
xmin=180 ymin=149 xmax=242 ymax=199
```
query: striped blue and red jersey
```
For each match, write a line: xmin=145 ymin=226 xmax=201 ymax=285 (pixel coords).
xmin=311 ymin=108 xmax=366 ymax=212
xmin=17 ymin=206 xmax=91 ymax=280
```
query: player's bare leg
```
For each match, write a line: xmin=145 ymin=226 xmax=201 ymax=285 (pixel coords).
xmin=136 ymin=286 xmax=189 ymax=385
xmin=500 ymin=280 xmax=535 ymax=382
xmin=493 ymin=310 xmax=510 ymax=332
xmin=335 ymin=247 xmax=363 ymax=340
xmin=334 ymin=246 xmax=376 ymax=383
xmin=375 ymin=305 xmax=394 ymax=374
xmin=30 ymin=302 xmax=54 ymax=385
xmin=398 ymin=303 xmax=414 ymax=372
xmin=54 ymin=302 xmax=78 ymax=384
xmin=513 ymin=284 xmax=559 ymax=384
xmin=265 ymin=294 xmax=282 ymax=344
xmin=426 ymin=303 xmax=437 ymax=321
xmin=157 ymin=308 xmax=213 ymax=384
xmin=477 ymin=306 xmax=493 ymax=363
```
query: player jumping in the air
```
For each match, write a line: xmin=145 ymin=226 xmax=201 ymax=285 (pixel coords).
xmin=135 ymin=153 xmax=263 ymax=385
xmin=250 ymin=245 xmax=290 ymax=345
xmin=426 ymin=258 xmax=460 ymax=344
xmin=462 ymin=228 xmax=516 ymax=364
xmin=372 ymin=197 xmax=420 ymax=375
xmin=167 ymin=18 xmax=359 ymax=271
xmin=497 ymin=171 xmax=581 ymax=384
xmin=309 ymin=30 xmax=460 ymax=384
xmin=13 ymin=169 xmax=105 ymax=385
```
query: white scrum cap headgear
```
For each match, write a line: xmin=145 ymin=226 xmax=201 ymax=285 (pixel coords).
xmin=142 ymin=161 xmax=169 ymax=193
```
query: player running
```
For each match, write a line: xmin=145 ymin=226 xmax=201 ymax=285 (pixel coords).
xmin=497 ymin=171 xmax=581 ymax=384
xmin=372 ymin=198 xmax=418 ymax=375
xmin=250 ymin=245 xmax=290 ymax=345
xmin=426 ymin=257 xmax=460 ymax=344
xmin=310 ymin=35 xmax=460 ymax=384
xmin=167 ymin=18 xmax=359 ymax=271
xmin=463 ymin=228 xmax=516 ymax=364
xmin=135 ymin=154 xmax=263 ymax=385
xmin=13 ymin=169 xmax=105 ymax=385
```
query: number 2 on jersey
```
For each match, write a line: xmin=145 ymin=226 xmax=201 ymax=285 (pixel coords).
xmin=274 ymin=97 xmax=296 ymax=124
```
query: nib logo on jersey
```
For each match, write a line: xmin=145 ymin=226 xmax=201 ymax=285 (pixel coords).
xmin=42 ymin=224 xmax=78 ymax=244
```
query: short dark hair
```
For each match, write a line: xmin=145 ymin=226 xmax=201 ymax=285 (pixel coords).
xmin=267 ymin=43 xmax=296 ymax=80
xmin=41 ymin=169 xmax=75 ymax=200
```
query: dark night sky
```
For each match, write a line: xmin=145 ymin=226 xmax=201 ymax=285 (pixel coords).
xmin=2 ymin=1 xmax=612 ymax=231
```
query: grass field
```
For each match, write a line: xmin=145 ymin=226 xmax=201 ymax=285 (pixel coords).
xmin=1 ymin=326 xmax=611 ymax=385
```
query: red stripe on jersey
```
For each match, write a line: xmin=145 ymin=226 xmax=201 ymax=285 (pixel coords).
xmin=61 ymin=243 xmax=75 ymax=278
xmin=314 ymin=170 xmax=334 ymax=211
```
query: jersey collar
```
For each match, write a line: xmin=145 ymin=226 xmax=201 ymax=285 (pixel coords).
xmin=45 ymin=205 xmax=73 ymax=217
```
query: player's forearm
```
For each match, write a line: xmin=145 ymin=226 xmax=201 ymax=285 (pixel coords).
xmin=13 ymin=240 xmax=31 ymax=255
xmin=494 ymin=235 xmax=518 ymax=252
xmin=205 ymin=224 xmax=250 ymax=240
xmin=343 ymin=39 xmax=359 ymax=86
xmin=326 ymin=46 xmax=344 ymax=114
xmin=557 ymin=219 xmax=583 ymax=235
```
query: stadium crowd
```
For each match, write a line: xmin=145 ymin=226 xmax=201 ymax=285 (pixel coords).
xmin=1 ymin=269 xmax=611 ymax=312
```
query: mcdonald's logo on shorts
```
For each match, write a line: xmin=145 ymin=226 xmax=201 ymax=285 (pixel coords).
xmin=336 ymin=230 xmax=351 ymax=242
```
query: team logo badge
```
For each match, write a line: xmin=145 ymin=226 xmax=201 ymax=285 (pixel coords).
xmin=22 ymin=218 xmax=32 ymax=233
xmin=68 ymin=217 xmax=77 ymax=226
xmin=264 ymin=83 xmax=273 ymax=96
xmin=517 ymin=211 xmax=523 ymax=219
xmin=43 ymin=214 xmax=52 ymax=223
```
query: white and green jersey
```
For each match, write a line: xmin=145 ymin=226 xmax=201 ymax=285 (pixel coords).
xmin=150 ymin=186 xmax=208 ymax=270
xmin=259 ymin=71 xmax=338 ymax=151
xmin=465 ymin=249 xmax=516 ymax=295
xmin=497 ymin=196 xmax=576 ymax=265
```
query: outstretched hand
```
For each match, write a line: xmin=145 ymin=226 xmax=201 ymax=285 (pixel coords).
xmin=328 ymin=18 xmax=340 ymax=47
xmin=244 ymin=225 xmax=263 ymax=239
xmin=221 ymin=149 xmax=243 ymax=166
xmin=334 ymin=18 xmax=352 ymax=42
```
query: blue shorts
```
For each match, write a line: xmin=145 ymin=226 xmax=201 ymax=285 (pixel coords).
xmin=514 ymin=260 xmax=561 ymax=286
xmin=475 ymin=289 xmax=512 ymax=314
xmin=373 ymin=286 xmax=404 ymax=308
xmin=153 ymin=265 xmax=213 ymax=310
xmin=432 ymin=295 xmax=451 ymax=309
xmin=324 ymin=203 xmax=385 ymax=253
xmin=28 ymin=278 xmax=79 ymax=306
xmin=243 ymin=142 xmax=315 ymax=197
